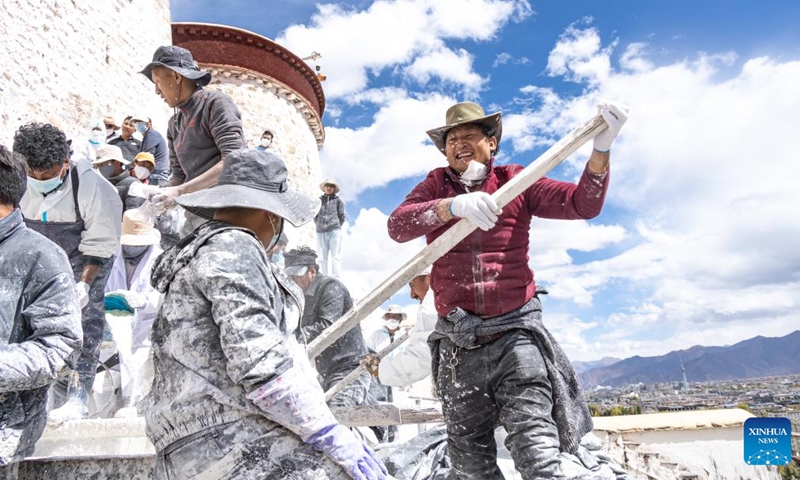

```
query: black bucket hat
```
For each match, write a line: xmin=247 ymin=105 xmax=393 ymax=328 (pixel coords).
xmin=139 ymin=45 xmax=212 ymax=86
xmin=175 ymin=149 xmax=320 ymax=227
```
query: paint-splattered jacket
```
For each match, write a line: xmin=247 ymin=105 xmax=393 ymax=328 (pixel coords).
xmin=146 ymin=221 xmax=306 ymax=451
xmin=387 ymin=159 xmax=609 ymax=317
xmin=0 ymin=209 xmax=82 ymax=465
xmin=298 ymin=274 xmax=366 ymax=381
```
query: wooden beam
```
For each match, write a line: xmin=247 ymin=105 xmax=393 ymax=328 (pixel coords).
xmin=331 ymin=405 xmax=444 ymax=427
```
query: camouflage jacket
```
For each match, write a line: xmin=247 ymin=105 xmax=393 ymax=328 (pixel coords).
xmin=145 ymin=221 xmax=305 ymax=451
xmin=0 ymin=209 xmax=82 ymax=465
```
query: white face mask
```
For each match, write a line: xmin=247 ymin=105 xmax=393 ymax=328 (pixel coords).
xmin=459 ymin=160 xmax=488 ymax=186
xmin=385 ymin=320 xmax=400 ymax=330
xmin=260 ymin=137 xmax=272 ymax=148
xmin=133 ymin=165 xmax=151 ymax=180
xmin=106 ymin=128 xmax=115 ymax=137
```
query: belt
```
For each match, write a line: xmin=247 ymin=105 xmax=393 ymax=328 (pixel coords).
xmin=473 ymin=331 xmax=505 ymax=346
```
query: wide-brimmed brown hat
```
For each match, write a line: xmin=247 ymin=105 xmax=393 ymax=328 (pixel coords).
xmin=120 ymin=210 xmax=161 ymax=246
xmin=426 ymin=102 xmax=502 ymax=155
xmin=319 ymin=178 xmax=340 ymax=193
xmin=176 ymin=149 xmax=320 ymax=227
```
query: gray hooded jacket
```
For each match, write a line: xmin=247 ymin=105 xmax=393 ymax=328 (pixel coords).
xmin=0 ymin=209 xmax=82 ymax=465
xmin=146 ymin=221 xmax=306 ymax=451
xmin=314 ymin=194 xmax=345 ymax=233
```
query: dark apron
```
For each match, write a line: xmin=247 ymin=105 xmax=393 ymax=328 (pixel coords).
xmin=24 ymin=169 xmax=112 ymax=402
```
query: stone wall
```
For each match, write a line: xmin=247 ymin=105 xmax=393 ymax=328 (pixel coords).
xmin=0 ymin=0 xmax=173 ymax=147
xmin=204 ymin=66 xmax=324 ymax=248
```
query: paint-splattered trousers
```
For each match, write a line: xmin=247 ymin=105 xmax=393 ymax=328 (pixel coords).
xmin=50 ymin=259 xmax=112 ymax=408
xmin=154 ymin=417 xmax=349 ymax=480
xmin=435 ymin=329 xmax=565 ymax=479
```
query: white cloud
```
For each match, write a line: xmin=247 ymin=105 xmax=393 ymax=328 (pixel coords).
xmin=290 ymin=13 xmax=800 ymax=365
xmin=339 ymin=207 xmax=426 ymax=301
xmin=494 ymin=52 xmax=513 ymax=67
xmin=619 ymin=42 xmax=653 ymax=72
xmin=499 ymin=23 xmax=800 ymax=360
xmin=545 ymin=19 xmax=615 ymax=84
xmin=493 ymin=52 xmax=532 ymax=68
xmin=318 ymin=92 xmax=455 ymax=199
xmin=277 ymin=0 xmax=532 ymax=98
xmin=405 ymin=48 xmax=485 ymax=91
xmin=527 ymin=218 xmax=626 ymax=269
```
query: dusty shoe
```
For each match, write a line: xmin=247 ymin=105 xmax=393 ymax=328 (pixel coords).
xmin=48 ymin=397 xmax=88 ymax=425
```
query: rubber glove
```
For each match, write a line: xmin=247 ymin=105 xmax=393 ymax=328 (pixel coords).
xmin=113 ymin=290 xmax=147 ymax=309
xmin=449 ymin=191 xmax=502 ymax=231
xmin=150 ymin=186 xmax=181 ymax=213
xmin=246 ymin=367 xmax=387 ymax=480
xmin=593 ymin=102 xmax=629 ymax=152
xmin=76 ymin=281 xmax=90 ymax=309
xmin=306 ymin=424 xmax=387 ymax=480
xmin=104 ymin=294 xmax=133 ymax=313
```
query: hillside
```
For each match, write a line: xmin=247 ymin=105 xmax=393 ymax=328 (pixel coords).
xmin=579 ymin=331 xmax=800 ymax=388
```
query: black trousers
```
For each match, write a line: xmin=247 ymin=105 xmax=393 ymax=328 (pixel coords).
xmin=435 ymin=329 xmax=564 ymax=479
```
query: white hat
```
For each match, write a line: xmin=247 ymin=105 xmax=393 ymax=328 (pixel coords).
xmin=319 ymin=178 xmax=340 ymax=193
xmin=120 ymin=210 xmax=161 ymax=246
xmin=131 ymin=113 xmax=151 ymax=123
xmin=383 ymin=305 xmax=407 ymax=321
xmin=93 ymin=145 xmax=130 ymax=165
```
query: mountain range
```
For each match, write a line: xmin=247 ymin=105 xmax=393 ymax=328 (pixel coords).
xmin=577 ymin=330 xmax=800 ymax=388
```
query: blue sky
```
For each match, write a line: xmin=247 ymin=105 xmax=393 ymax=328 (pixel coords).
xmin=173 ymin=1 xmax=800 ymax=361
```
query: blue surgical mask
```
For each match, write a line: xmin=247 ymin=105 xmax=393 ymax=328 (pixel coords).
xmin=135 ymin=122 xmax=148 ymax=135
xmin=27 ymin=169 xmax=66 ymax=195
xmin=271 ymin=251 xmax=284 ymax=264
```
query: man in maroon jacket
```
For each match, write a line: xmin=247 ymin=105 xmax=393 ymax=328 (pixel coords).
xmin=387 ymin=101 xmax=627 ymax=479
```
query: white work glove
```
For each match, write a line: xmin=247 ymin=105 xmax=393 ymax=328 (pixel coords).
xmin=76 ymin=281 xmax=90 ymax=309
xmin=450 ymin=191 xmax=502 ymax=231
xmin=593 ymin=101 xmax=629 ymax=152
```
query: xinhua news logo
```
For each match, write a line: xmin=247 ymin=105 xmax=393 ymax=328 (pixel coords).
xmin=743 ymin=417 xmax=791 ymax=466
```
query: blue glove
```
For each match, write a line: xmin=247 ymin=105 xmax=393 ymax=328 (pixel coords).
xmin=307 ymin=424 xmax=387 ymax=480
xmin=104 ymin=293 xmax=133 ymax=313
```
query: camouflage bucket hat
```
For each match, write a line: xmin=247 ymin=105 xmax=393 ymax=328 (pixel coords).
xmin=176 ymin=149 xmax=320 ymax=227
